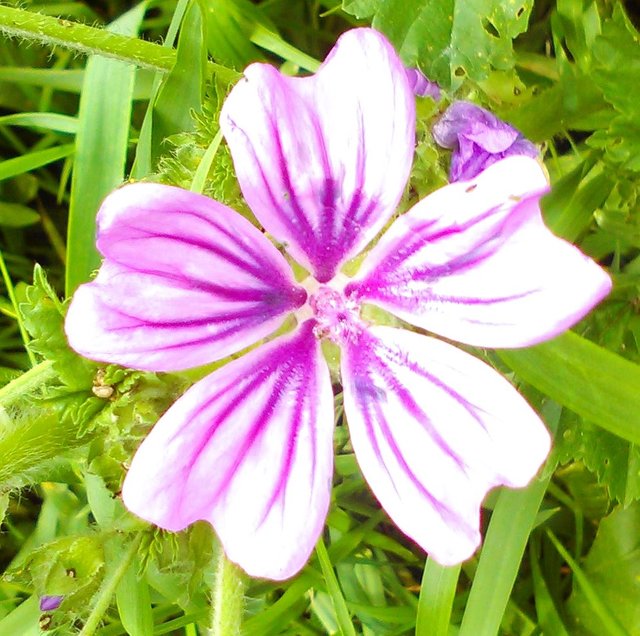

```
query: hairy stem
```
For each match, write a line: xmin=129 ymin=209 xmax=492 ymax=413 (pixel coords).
xmin=0 ymin=5 xmax=237 ymax=82
xmin=208 ymin=547 xmax=246 ymax=636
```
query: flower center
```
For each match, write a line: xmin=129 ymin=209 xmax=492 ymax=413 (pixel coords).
xmin=296 ymin=276 xmax=362 ymax=343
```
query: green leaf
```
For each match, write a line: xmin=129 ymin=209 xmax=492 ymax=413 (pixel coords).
xmin=116 ymin=556 xmax=153 ymax=636
xmin=592 ymin=5 xmax=640 ymax=118
xmin=585 ymin=6 xmax=640 ymax=171
xmin=555 ymin=413 xmax=640 ymax=506
xmin=345 ymin=0 xmax=532 ymax=87
xmin=499 ymin=332 xmax=640 ymax=445
xmin=542 ymin=161 xmax=614 ymax=242
xmin=341 ymin=0 xmax=380 ymax=19
xmin=567 ymin=503 xmax=640 ymax=635
xmin=0 ymin=202 xmax=39 ymax=227
xmin=65 ymin=3 xmax=147 ymax=295
xmin=20 ymin=265 xmax=96 ymax=389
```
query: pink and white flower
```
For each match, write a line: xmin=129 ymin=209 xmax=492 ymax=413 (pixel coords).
xmin=65 ymin=29 xmax=611 ymax=580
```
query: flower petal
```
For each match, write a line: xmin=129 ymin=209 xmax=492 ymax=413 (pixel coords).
xmin=65 ymin=183 xmax=305 ymax=371
xmin=348 ymin=157 xmax=611 ymax=348
xmin=220 ymin=28 xmax=415 ymax=283
xmin=340 ymin=325 xmax=550 ymax=565
xmin=122 ymin=322 xmax=334 ymax=580
xmin=433 ymin=102 xmax=539 ymax=181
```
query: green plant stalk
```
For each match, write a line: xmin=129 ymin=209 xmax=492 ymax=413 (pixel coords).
xmin=0 ymin=5 xmax=237 ymax=82
xmin=78 ymin=534 xmax=143 ymax=636
xmin=315 ymin=538 xmax=357 ymax=636
xmin=416 ymin=559 xmax=461 ymax=636
xmin=0 ymin=248 xmax=37 ymax=367
xmin=209 ymin=546 xmax=246 ymax=636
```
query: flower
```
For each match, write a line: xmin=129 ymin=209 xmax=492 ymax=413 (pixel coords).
xmin=39 ymin=595 xmax=64 ymax=612
xmin=405 ymin=67 xmax=441 ymax=100
xmin=65 ymin=29 xmax=611 ymax=581
xmin=433 ymin=100 xmax=539 ymax=182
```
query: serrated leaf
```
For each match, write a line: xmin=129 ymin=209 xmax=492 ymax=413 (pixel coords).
xmin=345 ymin=0 xmax=532 ymax=88
xmin=20 ymin=265 xmax=96 ymax=390
xmin=0 ymin=397 xmax=95 ymax=489
xmin=592 ymin=5 xmax=640 ymax=118
xmin=555 ymin=411 xmax=640 ymax=507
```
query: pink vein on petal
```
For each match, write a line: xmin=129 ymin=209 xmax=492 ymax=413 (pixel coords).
xmin=122 ymin=322 xmax=334 ymax=580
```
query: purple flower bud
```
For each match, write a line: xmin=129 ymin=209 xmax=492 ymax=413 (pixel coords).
xmin=405 ymin=67 xmax=441 ymax=100
xmin=433 ymin=101 xmax=539 ymax=182
xmin=39 ymin=595 xmax=64 ymax=612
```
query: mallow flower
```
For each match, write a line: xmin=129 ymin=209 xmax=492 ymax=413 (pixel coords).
xmin=433 ymin=100 xmax=539 ymax=182
xmin=65 ymin=29 xmax=611 ymax=581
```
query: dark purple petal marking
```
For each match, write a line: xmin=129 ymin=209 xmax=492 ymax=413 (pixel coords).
xmin=220 ymin=28 xmax=415 ymax=282
xmin=121 ymin=322 xmax=335 ymax=580
xmin=340 ymin=324 xmax=552 ymax=565
xmin=344 ymin=159 xmax=607 ymax=349
xmin=65 ymin=182 xmax=306 ymax=371
xmin=165 ymin=322 xmax=326 ymax=525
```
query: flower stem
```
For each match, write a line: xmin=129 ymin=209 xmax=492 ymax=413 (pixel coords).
xmin=208 ymin=546 xmax=245 ymax=636
xmin=0 ymin=5 xmax=237 ymax=82
xmin=78 ymin=534 xmax=143 ymax=636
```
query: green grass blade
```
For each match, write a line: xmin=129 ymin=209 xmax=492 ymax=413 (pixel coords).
xmin=458 ymin=475 xmax=551 ymax=636
xmin=499 ymin=331 xmax=640 ymax=445
xmin=546 ymin=531 xmax=628 ymax=636
xmin=415 ymin=559 xmax=460 ymax=636
xmin=131 ymin=0 xmax=189 ymax=178
xmin=0 ymin=67 xmax=155 ymax=98
xmin=0 ymin=112 xmax=78 ymax=133
xmin=0 ymin=143 xmax=74 ymax=180
xmin=530 ymin=541 xmax=570 ymax=636
xmin=149 ymin=0 xmax=206 ymax=167
xmin=315 ymin=539 xmax=357 ymax=636
xmin=65 ymin=3 xmax=147 ymax=295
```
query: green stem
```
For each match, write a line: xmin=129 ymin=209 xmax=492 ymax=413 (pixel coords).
xmin=0 ymin=5 xmax=237 ymax=82
xmin=0 ymin=248 xmax=36 ymax=367
xmin=0 ymin=360 xmax=55 ymax=404
xmin=209 ymin=546 xmax=245 ymax=636
xmin=78 ymin=534 xmax=143 ymax=636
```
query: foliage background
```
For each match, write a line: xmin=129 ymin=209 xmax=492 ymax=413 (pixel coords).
xmin=0 ymin=0 xmax=639 ymax=634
